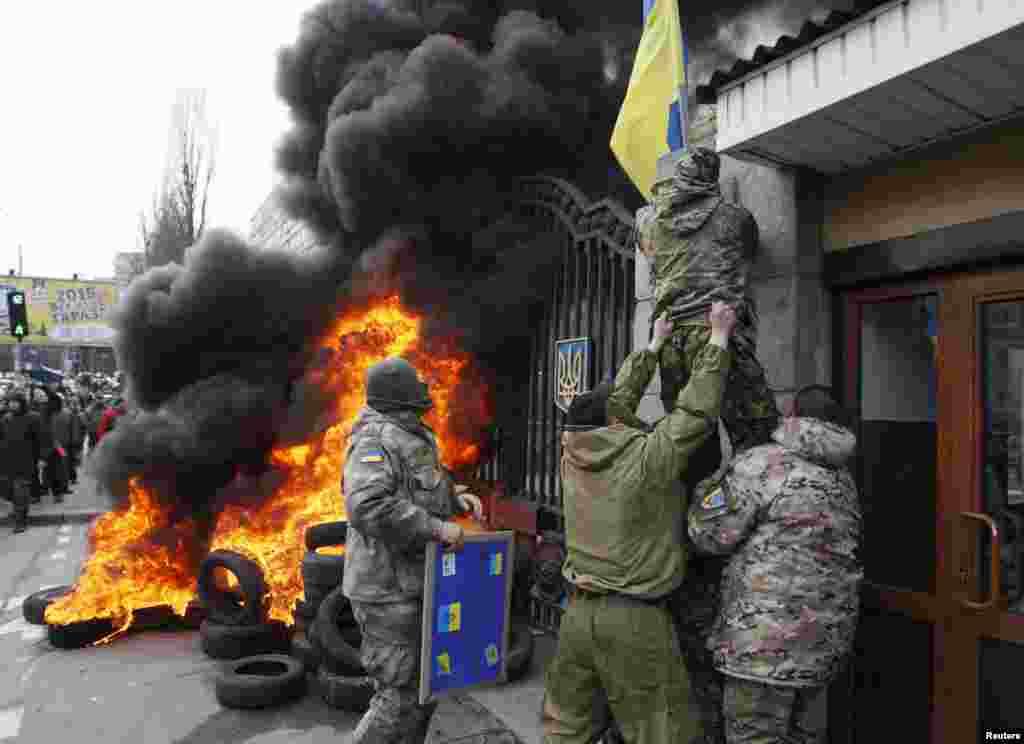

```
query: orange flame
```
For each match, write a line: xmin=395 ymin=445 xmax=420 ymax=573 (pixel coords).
xmin=47 ymin=296 xmax=493 ymax=637
xmin=44 ymin=481 xmax=198 ymax=641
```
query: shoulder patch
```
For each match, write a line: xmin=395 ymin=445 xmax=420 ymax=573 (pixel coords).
xmin=701 ymin=488 xmax=726 ymax=510
xmin=360 ymin=450 xmax=386 ymax=464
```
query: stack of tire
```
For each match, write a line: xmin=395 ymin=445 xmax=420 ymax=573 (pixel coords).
xmin=197 ymin=550 xmax=306 ymax=710
xmin=293 ymin=520 xmax=376 ymax=712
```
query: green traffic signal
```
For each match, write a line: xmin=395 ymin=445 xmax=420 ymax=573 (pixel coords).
xmin=7 ymin=291 xmax=28 ymax=339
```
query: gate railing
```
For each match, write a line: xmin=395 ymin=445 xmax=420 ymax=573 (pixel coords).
xmin=477 ymin=175 xmax=636 ymax=633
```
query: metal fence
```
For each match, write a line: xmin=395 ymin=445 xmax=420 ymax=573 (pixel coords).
xmin=476 ymin=175 xmax=636 ymax=632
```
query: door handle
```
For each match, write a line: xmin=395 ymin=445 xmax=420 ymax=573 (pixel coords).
xmin=958 ymin=511 xmax=1001 ymax=611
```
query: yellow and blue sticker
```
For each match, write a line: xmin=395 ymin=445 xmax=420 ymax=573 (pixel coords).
xmin=489 ymin=552 xmax=503 ymax=576
xmin=701 ymin=488 xmax=726 ymax=510
xmin=360 ymin=449 xmax=385 ymax=464
xmin=437 ymin=602 xmax=462 ymax=633
xmin=484 ymin=643 xmax=499 ymax=667
xmin=436 ymin=651 xmax=452 ymax=675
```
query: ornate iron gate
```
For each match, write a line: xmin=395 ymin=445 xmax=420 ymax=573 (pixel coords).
xmin=476 ymin=175 xmax=637 ymax=631
xmin=517 ymin=176 xmax=637 ymax=518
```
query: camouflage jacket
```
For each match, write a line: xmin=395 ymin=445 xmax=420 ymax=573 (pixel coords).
xmin=647 ymin=168 xmax=759 ymax=324
xmin=342 ymin=405 xmax=457 ymax=604
xmin=560 ymin=343 xmax=732 ymax=599
xmin=687 ymin=417 xmax=863 ymax=687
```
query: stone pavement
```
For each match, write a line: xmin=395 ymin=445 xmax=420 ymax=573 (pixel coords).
xmin=0 ymin=465 xmax=556 ymax=743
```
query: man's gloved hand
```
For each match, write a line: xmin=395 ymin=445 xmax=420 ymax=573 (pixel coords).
xmin=437 ymin=521 xmax=465 ymax=551
xmin=648 ymin=313 xmax=673 ymax=355
xmin=453 ymin=484 xmax=484 ymax=521
xmin=708 ymin=301 xmax=738 ymax=348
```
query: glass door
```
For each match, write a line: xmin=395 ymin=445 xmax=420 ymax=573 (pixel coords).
xmin=942 ymin=267 xmax=1024 ymax=743
xmin=836 ymin=282 xmax=947 ymax=743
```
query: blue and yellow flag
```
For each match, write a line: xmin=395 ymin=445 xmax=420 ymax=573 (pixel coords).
xmin=611 ymin=0 xmax=688 ymax=199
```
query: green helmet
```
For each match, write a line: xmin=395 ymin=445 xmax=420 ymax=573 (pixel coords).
xmin=366 ymin=358 xmax=432 ymax=412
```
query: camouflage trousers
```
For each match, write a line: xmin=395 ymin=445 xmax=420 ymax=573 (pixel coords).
xmin=350 ymin=600 xmax=437 ymax=744
xmin=658 ymin=321 xmax=779 ymax=454
xmin=543 ymin=592 xmax=701 ymax=744
xmin=670 ymin=556 xmax=728 ymax=744
xmin=722 ymin=677 xmax=826 ymax=744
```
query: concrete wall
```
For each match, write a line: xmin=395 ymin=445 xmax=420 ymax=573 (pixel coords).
xmin=631 ymin=106 xmax=831 ymax=425
xmin=824 ymin=118 xmax=1024 ymax=252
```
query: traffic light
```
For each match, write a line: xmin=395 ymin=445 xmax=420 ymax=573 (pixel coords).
xmin=7 ymin=290 xmax=27 ymax=339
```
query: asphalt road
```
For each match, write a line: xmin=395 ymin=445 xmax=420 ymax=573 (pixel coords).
xmin=0 ymin=520 xmax=90 ymax=743
xmin=0 ymin=485 xmax=540 ymax=744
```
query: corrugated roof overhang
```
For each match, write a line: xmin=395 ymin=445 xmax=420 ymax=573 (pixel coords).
xmin=696 ymin=0 xmax=1024 ymax=173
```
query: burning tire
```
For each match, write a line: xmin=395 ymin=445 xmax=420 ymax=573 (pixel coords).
xmin=317 ymin=668 xmax=375 ymax=712
xmin=47 ymin=618 xmax=117 ymax=649
xmin=174 ymin=599 xmax=208 ymax=631
xmin=23 ymin=585 xmax=73 ymax=626
xmin=199 ymin=619 xmax=292 ymax=660
xmin=291 ymin=630 xmax=320 ymax=674
xmin=215 ymin=654 xmax=306 ymax=710
xmin=505 ymin=621 xmax=535 ymax=683
xmin=311 ymin=586 xmax=364 ymax=676
xmin=305 ymin=521 xmax=347 ymax=551
xmin=198 ymin=551 xmax=267 ymax=626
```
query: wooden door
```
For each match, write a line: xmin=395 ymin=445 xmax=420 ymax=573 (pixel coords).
xmin=941 ymin=266 xmax=1024 ymax=743
xmin=839 ymin=280 xmax=948 ymax=743
xmin=838 ymin=267 xmax=1024 ymax=743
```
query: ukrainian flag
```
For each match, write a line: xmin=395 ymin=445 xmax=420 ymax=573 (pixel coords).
xmin=611 ymin=0 xmax=688 ymax=199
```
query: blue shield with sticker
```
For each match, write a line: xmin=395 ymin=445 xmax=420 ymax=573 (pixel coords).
xmin=555 ymin=337 xmax=593 ymax=413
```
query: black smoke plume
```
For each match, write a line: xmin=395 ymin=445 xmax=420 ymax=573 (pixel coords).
xmin=89 ymin=0 xmax=627 ymax=514
xmin=272 ymin=0 xmax=631 ymax=362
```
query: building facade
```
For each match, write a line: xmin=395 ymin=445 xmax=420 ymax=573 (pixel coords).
xmin=687 ymin=1 xmax=1024 ymax=740
xmin=114 ymin=251 xmax=146 ymax=287
xmin=0 ymin=274 xmax=120 ymax=374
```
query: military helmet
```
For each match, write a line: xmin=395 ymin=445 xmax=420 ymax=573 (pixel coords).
xmin=366 ymin=357 xmax=432 ymax=412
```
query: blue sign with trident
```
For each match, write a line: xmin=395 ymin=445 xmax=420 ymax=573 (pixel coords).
xmin=555 ymin=337 xmax=593 ymax=413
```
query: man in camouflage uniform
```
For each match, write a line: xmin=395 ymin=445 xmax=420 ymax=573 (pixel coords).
xmin=635 ymin=147 xmax=782 ymax=744
xmin=636 ymin=146 xmax=779 ymax=454
xmin=342 ymin=357 xmax=484 ymax=744
xmin=687 ymin=386 xmax=863 ymax=743
xmin=543 ymin=302 xmax=737 ymax=744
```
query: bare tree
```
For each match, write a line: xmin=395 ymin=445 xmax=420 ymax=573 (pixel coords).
xmin=140 ymin=90 xmax=216 ymax=269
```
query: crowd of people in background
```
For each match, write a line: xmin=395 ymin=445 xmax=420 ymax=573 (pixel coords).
xmin=0 ymin=371 xmax=129 ymax=533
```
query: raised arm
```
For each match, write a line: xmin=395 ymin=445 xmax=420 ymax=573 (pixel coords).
xmin=606 ymin=313 xmax=675 ymax=425
xmin=642 ymin=303 xmax=737 ymax=486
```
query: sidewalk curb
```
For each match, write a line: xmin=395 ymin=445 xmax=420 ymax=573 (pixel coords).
xmin=1 ymin=510 xmax=104 ymax=527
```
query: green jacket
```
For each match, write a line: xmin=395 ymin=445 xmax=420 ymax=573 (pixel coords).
xmin=559 ymin=343 xmax=732 ymax=599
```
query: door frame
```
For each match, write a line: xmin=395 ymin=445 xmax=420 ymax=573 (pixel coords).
xmin=842 ymin=277 xmax=950 ymax=743
xmin=842 ymin=265 xmax=1024 ymax=743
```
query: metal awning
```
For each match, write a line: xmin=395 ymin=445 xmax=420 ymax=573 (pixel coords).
xmin=702 ymin=0 xmax=1024 ymax=174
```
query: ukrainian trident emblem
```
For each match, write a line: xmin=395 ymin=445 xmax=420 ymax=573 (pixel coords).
xmin=555 ymin=337 xmax=593 ymax=413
